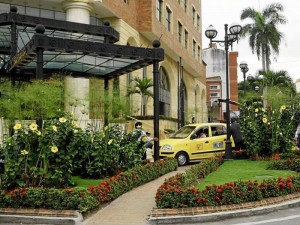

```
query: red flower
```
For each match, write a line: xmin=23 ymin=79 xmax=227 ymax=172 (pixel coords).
xmin=65 ymin=188 xmax=73 ymax=193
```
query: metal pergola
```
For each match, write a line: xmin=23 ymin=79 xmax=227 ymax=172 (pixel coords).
xmin=0 ymin=6 xmax=164 ymax=161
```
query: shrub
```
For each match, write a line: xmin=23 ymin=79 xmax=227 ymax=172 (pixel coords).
xmin=0 ymin=187 xmax=98 ymax=213
xmin=155 ymin=156 xmax=300 ymax=209
xmin=89 ymin=158 xmax=177 ymax=203
xmin=0 ymin=158 xmax=177 ymax=212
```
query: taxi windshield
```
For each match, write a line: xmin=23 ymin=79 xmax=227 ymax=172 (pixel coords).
xmin=170 ymin=126 xmax=196 ymax=139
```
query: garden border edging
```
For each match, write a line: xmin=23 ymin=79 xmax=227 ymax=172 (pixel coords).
xmin=149 ymin=192 xmax=300 ymax=224
xmin=0 ymin=208 xmax=83 ymax=225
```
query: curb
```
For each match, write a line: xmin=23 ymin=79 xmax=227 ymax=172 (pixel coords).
xmin=149 ymin=193 xmax=300 ymax=224
xmin=0 ymin=208 xmax=83 ymax=225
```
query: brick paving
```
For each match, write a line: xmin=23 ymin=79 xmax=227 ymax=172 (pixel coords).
xmin=82 ymin=170 xmax=184 ymax=225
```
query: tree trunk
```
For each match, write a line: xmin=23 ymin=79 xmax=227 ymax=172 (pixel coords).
xmin=266 ymin=48 xmax=270 ymax=71
xmin=261 ymin=47 xmax=266 ymax=72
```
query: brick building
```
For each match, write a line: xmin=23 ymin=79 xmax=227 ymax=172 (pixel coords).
xmin=203 ymin=44 xmax=239 ymax=122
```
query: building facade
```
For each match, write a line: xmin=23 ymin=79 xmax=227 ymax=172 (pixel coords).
xmin=203 ymin=44 xmax=239 ymax=122
xmin=0 ymin=0 xmax=207 ymax=131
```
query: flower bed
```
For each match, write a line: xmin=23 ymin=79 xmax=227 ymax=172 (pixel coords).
xmin=0 ymin=158 xmax=177 ymax=213
xmin=155 ymin=156 xmax=300 ymax=208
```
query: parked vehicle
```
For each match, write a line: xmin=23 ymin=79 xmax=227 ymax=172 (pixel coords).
xmin=159 ymin=123 xmax=235 ymax=166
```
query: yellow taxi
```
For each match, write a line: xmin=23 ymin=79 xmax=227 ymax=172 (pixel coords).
xmin=159 ymin=123 xmax=234 ymax=166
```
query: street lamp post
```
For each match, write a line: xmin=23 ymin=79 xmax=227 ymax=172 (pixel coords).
xmin=205 ymin=23 xmax=242 ymax=160
xmin=239 ymin=61 xmax=249 ymax=94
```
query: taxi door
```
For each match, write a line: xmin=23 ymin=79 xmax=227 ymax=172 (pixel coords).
xmin=189 ymin=126 xmax=213 ymax=160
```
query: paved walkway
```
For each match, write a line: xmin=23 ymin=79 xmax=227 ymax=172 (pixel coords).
xmin=83 ymin=166 xmax=188 ymax=225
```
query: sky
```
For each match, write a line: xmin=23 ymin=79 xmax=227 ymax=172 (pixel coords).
xmin=202 ymin=0 xmax=300 ymax=82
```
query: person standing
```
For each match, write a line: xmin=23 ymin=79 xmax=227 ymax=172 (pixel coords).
xmin=230 ymin=117 xmax=246 ymax=151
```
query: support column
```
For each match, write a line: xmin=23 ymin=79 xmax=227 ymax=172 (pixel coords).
xmin=62 ymin=0 xmax=93 ymax=126
xmin=152 ymin=40 xmax=161 ymax=162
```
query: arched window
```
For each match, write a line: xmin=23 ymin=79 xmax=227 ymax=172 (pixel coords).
xmin=159 ymin=67 xmax=170 ymax=116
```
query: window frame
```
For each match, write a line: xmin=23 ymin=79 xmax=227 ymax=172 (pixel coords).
xmin=165 ymin=6 xmax=172 ymax=31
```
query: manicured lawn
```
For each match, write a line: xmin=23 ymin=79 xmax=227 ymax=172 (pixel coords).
xmin=72 ymin=176 xmax=102 ymax=188
xmin=197 ymin=159 xmax=297 ymax=190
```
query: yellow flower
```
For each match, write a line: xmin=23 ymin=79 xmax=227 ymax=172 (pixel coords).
xmin=21 ymin=149 xmax=28 ymax=155
xmin=73 ymin=129 xmax=78 ymax=134
xmin=142 ymin=136 xmax=148 ymax=142
xmin=36 ymin=131 xmax=41 ymax=136
xmin=29 ymin=123 xmax=38 ymax=131
xmin=104 ymin=126 xmax=108 ymax=131
xmin=99 ymin=132 xmax=105 ymax=138
xmin=51 ymin=146 xmax=58 ymax=153
xmin=280 ymin=105 xmax=286 ymax=111
xmin=13 ymin=123 xmax=21 ymax=130
xmin=59 ymin=117 xmax=67 ymax=123
xmin=108 ymin=139 xmax=113 ymax=145
xmin=263 ymin=118 xmax=268 ymax=123
xmin=52 ymin=125 xmax=57 ymax=132
xmin=71 ymin=121 xmax=78 ymax=127
xmin=255 ymin=108 xmax=259 ymax=112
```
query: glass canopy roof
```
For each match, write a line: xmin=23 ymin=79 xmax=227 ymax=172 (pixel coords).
xmin=0 ymin=7 xmax=163 ymax=80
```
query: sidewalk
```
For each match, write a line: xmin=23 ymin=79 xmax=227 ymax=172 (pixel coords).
xmin=83 ymin=166 xmax=188 ymax=225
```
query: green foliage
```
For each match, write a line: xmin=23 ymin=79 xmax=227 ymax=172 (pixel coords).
xmin=89 ymin=158 xmax=177 ymax=204
xmin=197 ymin=160 xmax=296 ymax=190
xmin=240 ymin=103 xmax=300 ymax=158
xmin=70 ymin=124 xmax=146 ymax=178
xmin=0 ymin=158 xmax=177 ymax=212
xmin=88 ymin=78 xmax=130 ymax=122
xmin=0 ymin=187 xmax=98 ymax=213
xmin=155 ymin=158 xmax=300 ymax=209
xmin=0 ymin=112 xmax=78 ymax=189
xmin=127 ymin=77 xmax=154 ymax=116
xmin=0 ymin=77 xmax=64 ymax=122
xmin=240 ymin=3 xmax=286 ymax=70
xmin=0 ymin=111 xmax=150 ymax=188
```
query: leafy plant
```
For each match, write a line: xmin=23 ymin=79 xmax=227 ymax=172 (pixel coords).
xmin=240 ymin=103 xmax=300 ymax=158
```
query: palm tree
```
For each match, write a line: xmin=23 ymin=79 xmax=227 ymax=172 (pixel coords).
xmin=240 ymin=3 xmax=287 ymax=71
xmin=258 ymin=70 xmax=294 ymax=89
xmin=128 ymin=77 xmax=154 ymax=116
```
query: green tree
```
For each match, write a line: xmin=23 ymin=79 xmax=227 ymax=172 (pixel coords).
xmin=240 ymin=3 xmax=287 ymax=71
xmin=128 ymin=77 xmax=154 ymax=116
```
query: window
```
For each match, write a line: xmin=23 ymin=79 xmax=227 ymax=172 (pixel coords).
xmin=210 ymin=93 xmax=220 ymax=97
xmin=184 ymin=29 xmax=188 ymax=49
xmin=192 ymin=40 xmax=196 ymax=57
xmin=210 ymin=85 xmax=220 ymax=90
xmin=178 ymin=21 xmax=182 ymax=43
xmin=159 ymin=67 xmax=170 ymax=116
xmin=165 ymin=7 xmax=172 ymax=31
xmin=156 ymin=0 xmax=163 ymax=22
xmin=184 ymin=0 xmax=188 ymax=13
xmin=211 ymin=125 xmax=227 ymax=136
xmin=197 ymin=14 xmax=200 ymax=31
xmin=197 ymin=45 xmax=200 ymax=62
xmin=192 ymin=7 xmax=195 ymax=25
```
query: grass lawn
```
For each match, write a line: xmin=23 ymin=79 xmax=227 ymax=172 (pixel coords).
xmin=196 ymin=159 xmax=297 ymax=190
xmin=72 ymin=176 xmax=102 ymax=188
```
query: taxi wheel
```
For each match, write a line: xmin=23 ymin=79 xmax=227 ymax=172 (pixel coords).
xmin=176 ymin=152 xmax=189 ymax=166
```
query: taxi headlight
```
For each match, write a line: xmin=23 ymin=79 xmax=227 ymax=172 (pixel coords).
xmin=162 ymin=145 xmax=172 ymax=151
